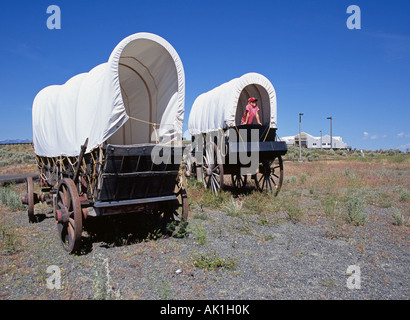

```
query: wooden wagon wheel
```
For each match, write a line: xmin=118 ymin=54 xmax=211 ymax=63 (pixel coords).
xmin=174 ymin=170 xmax=189 ymax=221
xmin=175 ymin=187 xmax=189 ymax=221
xmin=202 ymin=141 xmax=224 ymax=194
xmin=254 ymin=156 xmax=284 ymax=196
xmin=55 ymin=178 xmax=82 ymax=253
xmin=27 ymin=177 xmax=35 ymax=223
xmin=231 ymin=173 xmax=247 ymax=190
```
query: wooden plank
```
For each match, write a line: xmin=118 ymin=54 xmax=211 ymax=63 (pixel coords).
xmin=102 ymin=170 xmax=179 ymax=178
xmin=93 ymin=195 xmax=176 ymax=208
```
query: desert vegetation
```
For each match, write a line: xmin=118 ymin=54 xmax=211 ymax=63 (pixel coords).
xmin=1 ymin=144 xmax=409 ymax=237
xmin=187 ymin=150 xmax=409 ymax=230
xmin=0 ymin=144 xmax=409 ymax=299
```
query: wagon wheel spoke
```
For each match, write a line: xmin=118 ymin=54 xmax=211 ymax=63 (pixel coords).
xmin=57 ymin=200 xmax=64 ymax=210
xmin=59 ymin=188 xmax=68 ymax=208
xmin=270 ymin=176 xmax=278 ymax=187
xmin=267 ymin=176 xmax=272 ymax=192
xmin=263 ymin=176 xmax=268 ymax=191
xmin=202 ymin=141 xmax=224 ymax=194
xmin=254 ymin=156 xmax=284 ymax=196
xmin=212 ymin=175 xmax=220 ymax=189
xmin=67 ymin=220 xmax=75 ymax=240
xmin=55 ymin=178 xmax=82 ymax=254
xmin=231 ymin=173 xmax=246 ymax=190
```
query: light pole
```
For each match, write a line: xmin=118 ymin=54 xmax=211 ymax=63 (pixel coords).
xmin=299 ymin=113 xmax=304 ymax=162
xmin=327 ymin=117 xmax=333 ymax=150
xmin=320 ymin=130 xmax=322 ymax=151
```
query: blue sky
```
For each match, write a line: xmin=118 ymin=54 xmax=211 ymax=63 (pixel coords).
xmin=0 ymin=0 xmax=409 ymax=151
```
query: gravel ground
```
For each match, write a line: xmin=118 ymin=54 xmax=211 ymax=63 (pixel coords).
xmin=1 ymin=194 xmax=408 ymax=300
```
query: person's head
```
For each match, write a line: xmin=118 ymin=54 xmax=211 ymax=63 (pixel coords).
xmin=248 ymin=97 xmax=258 ymax=107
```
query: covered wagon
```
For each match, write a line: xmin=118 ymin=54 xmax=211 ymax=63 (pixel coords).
xmin=187 ymin=72 xmax=287 ymax=194
xmin=23 ymin=32 xmax=188 ymax=253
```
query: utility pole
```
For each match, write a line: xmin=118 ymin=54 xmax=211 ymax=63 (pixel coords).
xmin=320 ymin=130 xmax=322 ymax=151
xmin=299 ymin=113 xmax=304 ymax=162
xmin=327 ymin=117 xmax=333 ymax=150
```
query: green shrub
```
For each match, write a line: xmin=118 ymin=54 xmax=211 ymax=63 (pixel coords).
xmin=201 ymin=189 xmax=230 ymax=209
xmin=388 ymin=154 xmax=407 ymax=163
xmin=0 ymin=187 xmax=24 ymax=211
xmin=392 ymin=209 xmax=408 ymax=226
xmin=345 ymin=192 xmax=368 ymax=226
xmin=322 ymin=195 xmax=340 ymax=217
xmin=192 ymin=224 xmax=207 ymax=245
xmin=0 ymin=147 xmax=35 ymax=167
xmin=224 ymin=197 xmax=243 ymax=217
xmin=283 ymin=201 xmax=304 ymax=223
xmin=399 ymin=189 xmax=410 ymax=203
xmin=242 ymin=191 xmax=272 ymax=215
xmin=193 ymin=251 xmax=237 ymax=271
xmin=0 ymin=221 xmax=22 ymax=254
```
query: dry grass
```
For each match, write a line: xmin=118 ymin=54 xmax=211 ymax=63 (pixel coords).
xmin=0 ymin=144 xmax=36 ymax=176
xmin=186 ymin=154 xmax=410 ymax=235
xmin=1 ymin=145 xmax=409 ymax=240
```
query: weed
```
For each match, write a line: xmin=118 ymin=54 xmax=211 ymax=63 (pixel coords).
xmin=192 ymin=224 xmax=207 ymax=245
xmin=224 ymin=197 xmax=243 ymax=217
xmin=0 ymin=186 xmax=24 ymax=211
xmin=263 ymin=235 xmax=275 ymax=242
xmin=0 ymin=146 xmax=35 ymax=167
xmin=392 ymin=208 xmax=409 ymax=227
xmin=387 ymin=154 xmax=407 ymax=163
xmin=258 ymin=217 xmax=270 ymax=226
xmin=193 ymin=251 xmax=237 ymax=271
xmin=156 ymin=281 xmax=172 ymax=300
xmin=322 ymin=195 xmax=340 ymax=217
xmin=172 ymin=220 xmax=190 ymax=239
xmin=369 ymin=191 xmax=394 ymax=208
xmin=399 ymin=189 xmax=410 ymax=203
xmin=345 ymin=192 xmax=368 ymax=226
xmin=242 ymin=191 xmax=273 ymax=215
xmin=283 ymin=201 xmax=304 ymax=223
xmin=200 ymin=189 xmax=230 ymax=209
xmin=321 ymin=278 xmax=337 ymax=288
xmin=193 ymin=212 xmax=209 ymax=220
xmin=0 ymin=221 xmax=22 ymax=254
xmin=92 ymin=256 xmax=120 ymax=300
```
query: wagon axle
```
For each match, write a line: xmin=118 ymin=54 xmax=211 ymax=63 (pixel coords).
xmin=21 ymin=192 xmax=52 ymax=206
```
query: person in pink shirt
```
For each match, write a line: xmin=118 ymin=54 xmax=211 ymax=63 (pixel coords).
xmin=241 ymin=97 xmax=262 ymax=125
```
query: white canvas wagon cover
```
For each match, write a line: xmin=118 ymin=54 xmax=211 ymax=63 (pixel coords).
xmin=32 ymin=32 xmax=185 ymax=157
xmin=188 ymin=72 xmax=277 ymax=135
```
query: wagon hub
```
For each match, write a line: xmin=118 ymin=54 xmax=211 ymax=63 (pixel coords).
xmin=55 ymin=208 xmax=70 ymax=223
xmin=259 ymin=163 xmax=272 ymax=176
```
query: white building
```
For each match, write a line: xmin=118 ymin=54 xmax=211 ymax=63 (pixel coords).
xmin=281 ymin=132 xmax=348 ymax=150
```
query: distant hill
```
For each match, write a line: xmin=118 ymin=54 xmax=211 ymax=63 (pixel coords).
xmin=0 ymin=139 xmax=32 ymax=145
